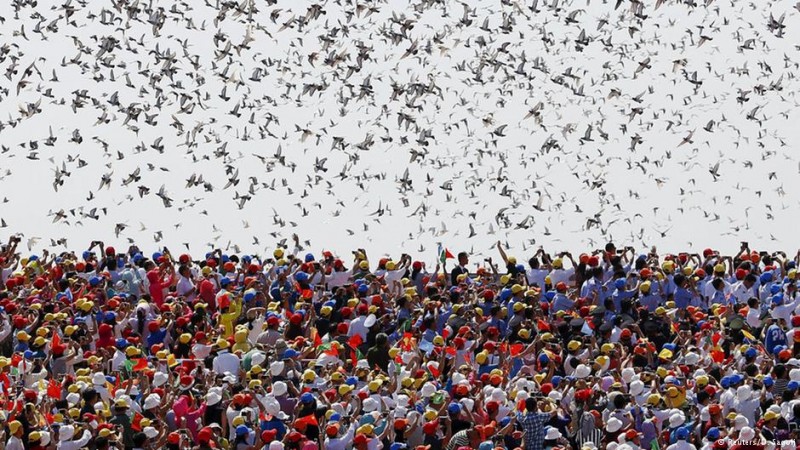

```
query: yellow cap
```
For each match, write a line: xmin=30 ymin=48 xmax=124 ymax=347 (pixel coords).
xmin=601 ymin=343 xmax=614 ymax=355
xmin=359 ymin=261 xmax=369 ymax=270
xmin=338 ymin=385 xmax=354 ymax=396
xmin=29 ymin=431 xmax=41 ymax=442
xmin=568 ymin=340 xmax=581 ymax=351
xmin=639 ymin=281 xmax=651 ymax=293
xmin=511 ymin=284 xmax=524 ymax=294
xmin=16 ymin=331 xmax=29 ymax=341
xmin=179 ymin=333 xmax=192 ymax=344
xmin=273 ymin=249 xmax=284 ymax=259
xmin=423 ymin=410 xmax=438 ymax=421
xmin=659 ymin=349 xmax=673 ymax=360
xmin=662 ymin=261 xmax=674 ymax=272
xmin=475 ymin=351 xmax=488 ymax=364
xmin=125 ymin=347 xmax=140 ymax=357
xmin=357 ymin=424 xmax=374 ymax=436
xmin=500 ymin=275 xmax=511 ymax=285
xmin=9 ymin=421 xmax=22 ymax=435
xmin=232 ymin=416 xmax=246 ymax=426
xmin=33 ymin=336 xmax=46 ymax=347
xmin=249 ymin=379 xmax=262 ymax=389
xmin=302 ymin=369 xmax=316 ymax=383
xmin=433 ymin=336 xmax=445 ymax=346
xmin=553 ymin=259 xmax=563 ymax=269
xmin=216 ymin=338 xmax=230 ymax=349
xmin=646 ymin=394 xmax=661 ymax=406
xmin=65 ymin=325 xmax=77 ymax=336
xmin=790 ymin=269 xmax=798 ymax=280
xmin=655 ymin=307 xmax=666 ymax=316
xmin=714 ymin=263 xmax=725 ymax=273
xmin=541 ymin=332 xmax=554 ymax=342
xmin=518 ymin=329 xmax=531 ymax=339
xmin=368 ymin=379 xmax=383 ymax=392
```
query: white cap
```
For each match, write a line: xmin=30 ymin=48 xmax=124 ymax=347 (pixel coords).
xmin=362 ymin=398 xmax=379 ymax=412
xmin=669 ymin=413 xmax=685 ymax=428
xmin=59 ymin=425 xmax=75 ymax=441
xmin=740 ymin=427 xmax=755 ymax=441
xmin=576 ymin=364 xmax=591 ymax=379
xmin=144 ymin=427 xmax=158 ymax=439
xmin=364 ymin=314 xmax=377 ymax=327
xmin=270 ymin=361 xmax=284 ymax=376
xmin=273 ymin=381 xmax=288 ymax=397
xmin=143 ymin=394 xmax=161 ymax=410
xmin=629 ymin=380 xmax=644 ymax=397
xmin=269 ymin=441 xmax=285 ymax=450
xmin=206 ymin=391 xmax=222 ymax=406
xmin=152 ymin=372 xmax=168 ymax=387
xmin=545 ymin=427 xmax=561 ymax=440
xmin=606 ymin=417 xmax=623 ymax=433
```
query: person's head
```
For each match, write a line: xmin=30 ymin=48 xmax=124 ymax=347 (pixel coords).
xmin=458 ymin=252 xmax=468 ymax=266
xmin=133 ymin=432 xmax=148 ymax=449
xmin=376 ymin=333 xmax=388 ymax=348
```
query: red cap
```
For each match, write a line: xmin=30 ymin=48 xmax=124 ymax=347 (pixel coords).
xmin=703 ymin=248 xmax=714 ymax=257
xmin=198 ymin=427 xmax=213 ymax=443
xmin=105 ymin=246 xmax=115 ymax=256
xmin=556 ymin=282 xmax=567 ymax=292
xmin=340 ymin=307 xmax=352 ymax=319
xmin=290 ymin=313 xmax=303 ymax=325
xmin=353 ymin=434 xmax=370 ymax=445
xmin=791 ymin=316 xmax=800 ymax=328
xmin=337 ymin=323 xmax=349 ymax=334
xmin=148 ymin=321 xmax=160 ymax=332
xmin=267 ymin=316 xmax=280 ymax=326
xmin=167 ymin=432 xmax=181 ymax=445
xmin=422 ymin=420 xmax=439 ymax=435
xmin=179 ymin=254 xmax=190 ymax=264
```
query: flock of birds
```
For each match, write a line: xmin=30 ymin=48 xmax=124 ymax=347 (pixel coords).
xmin=1 ymin=0 xmax=799 ymax=258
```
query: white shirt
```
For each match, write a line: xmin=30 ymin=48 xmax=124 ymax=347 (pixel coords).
xmin=527 ymin=269 xmax=549 ymax=288
xmin=325 ymin=423 xmax=356 ymax=450
xmin=666 ymin=442 xmax=696 ymax=450
xmin=348 ymin=315 xmax=369 ymax=341
xmin=213 ymin=350 xmax=241 ymax=382
xmin=57 ymin=430 xmax=92 ymax=450
xmin=771 ymin=296 xmax=800 ymax=324
xmin=176 ymin=275 xmax=196 ymax=301
xmin=548 ymin=268 xmax=575 ymax=286
xmin=731 ymin=281 xmax=756 ymax=304
xmin=6 ymin=435 xmax=23 ymax=450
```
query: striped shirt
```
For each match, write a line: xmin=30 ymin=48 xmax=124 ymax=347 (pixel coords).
xmin=445 ymin=430 xmax=471 ymax=450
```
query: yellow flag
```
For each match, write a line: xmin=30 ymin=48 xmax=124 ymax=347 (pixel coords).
xmin=741 ymin=330 xmax=755 ymax=341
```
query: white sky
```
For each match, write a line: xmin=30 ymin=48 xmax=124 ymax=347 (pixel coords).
xmin=0 ymin=0 xmax=798 ymax=267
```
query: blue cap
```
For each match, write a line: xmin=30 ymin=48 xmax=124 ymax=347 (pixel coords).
xmin=105 ymin=312 xmax=116 ymax=322
xmin=282 ymin=349 xmax=299 ymax=359
xmin=771 ymin=284 xmax=782 ymax=295
xmin=789 ymin=261 xmax=797 ymax=269
xmin=300 ymin=393 xmax=315 ymax=404
xmin=788 ymin=381 xmax=799 ymax=391
xmin=152 ymin=252 xmax=162 ymax=261
xmin=242 ymin=255 xmax=252 ymax=263
xmin=551 ymin=376 xmax=562 ymax=386
xmin=706 ymin=427 xmax=720 ymax=440
xmin=730 ymin=374 xmax=744 ymax=385
xmin=545 ymin=291 xmax=556 ymax=301
xmin=89 ymin=276 xmax=102 ymax=286
xmin=295 ymin=272 xmax=309 ymax=283
xmin=744 ymin=347 xmax=757 ymax=359
xmin=499 ymin=417 xmax=511 ymax=427
xmin=676 ymin=427 xmax=689 ymax=440
xmin=358 ymin=284 xmax=369 ymax=293
xmin=773 ymin=293 xmax=784 ymax=304
xmin=515 ymin=264 xmax=525 ymax=273
xmin=614 ymin=278 xmax=626 ymax=289
xmin=220 ymin=278 xmax=231 ymax=286
xmin=243 ymin=289 xmax=256 ymax=302
xmin=447 ymin=403 xmax=461 ymax=414
xmin=346 ymin=376 xmax=358 ymax=386
xmin=235 ymin=425 xmax=250 ymax=436
xmin=132 ymin=253 xmax=143 ymax=263
xmin=305 ymin=253 xmax=315 ymax=262
xmin=763 ymin=376 xmax=774 ymax=387
xmin=538 ymin=353 xmax=550 ymax=364
xmin=390 ymin=444 xmax=408 ymax=450
xmin=82 ymin=251 xmax=94 ymax=260
xmin=24 ymin=350 xmax=33 ymax=359
xmin=774 ymin=345 xmax=786 ymax=355
xmin=329 ymin=413 xmax=342 ymax=423
xmin=499 ymin=288 xmax=512 ymax=301
xmin=720 ymin=377 xmax=730 ymax=388
xmin=29 ymin=255 xmax=38 ymax=261
xmin=221 ymin=254 xmax=229 ymax=263
xmin=760 ymin=272 xmax=773 ymax=283
xmin=479 ymin=442 xmax=494 ymax=450
xmin=105 ymin=375 xmax=116 ymax=384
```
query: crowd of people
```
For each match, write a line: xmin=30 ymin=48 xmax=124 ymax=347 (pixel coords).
xmin=0 ymin=235 xmax=799 ymax=450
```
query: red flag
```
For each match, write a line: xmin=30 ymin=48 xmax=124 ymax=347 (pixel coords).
xmin=294 ymin=414 xmax=318 ymax=430
xmin=401 ymin=332 xmax=413 ymax=351
xmin=444 ymin=347 xmax=457 ymax=357
xmin=131 ymin=411 xmax=145 ymax=431
xmin=47 ymin=379 xmax=62 ymax=400
xmin=132 ymin=358 xmax=148 ymax=371
xmin=310 ymin=327 xmax=322 ymax=348
xmin=348 ymin=334 xmax=363 ymax=349
xmin=51 ymin=332 xmax=61 ymax=351
xmin=444 ymin=248 xmax=455 ymax=259
xmin=510 ymin=344 xmax=524 ymax=357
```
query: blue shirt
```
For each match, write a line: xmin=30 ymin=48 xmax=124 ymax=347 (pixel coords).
xmin=765 ymin=324 xmax=787 ymax=354
xmin=517 ymin=411 xmax=552 ymax=450
xmin=674 ymin=288 xmax=692 ymax=309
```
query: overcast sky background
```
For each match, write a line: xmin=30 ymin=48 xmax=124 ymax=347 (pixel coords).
xmin=0 ymin=0 xmax=798 ymax=266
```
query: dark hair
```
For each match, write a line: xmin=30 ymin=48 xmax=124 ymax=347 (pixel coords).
xmin=137 ymin=308 xmax=146 ymax=335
